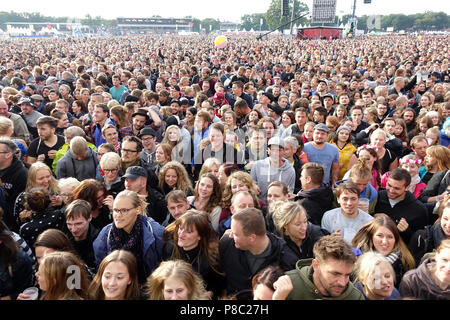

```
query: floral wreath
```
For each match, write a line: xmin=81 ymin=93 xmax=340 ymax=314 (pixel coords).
xmin=400 ymin=158 xmax=423 ymax=165
xmin=356 ymin=144 xmax=378 ymax=155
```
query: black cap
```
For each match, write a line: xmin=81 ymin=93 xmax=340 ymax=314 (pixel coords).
xmin=179 ymin=97 xmax=189 ymax=105
xmin=125 ymin=95 xmax=139 ymax=103
xmin=323 ymin=93 xmax=334 ymax=100
xmin=171 ymin=85 xmax=180 ymax=92
xmin=269 ymin=104 xmax=283 ymax=117
xmin=166 ymin=115 xmax=180 ymax=127
xmin=132 ymin=109 xmax=150 ymax=120
xmin=138 ymin=127 xmax=156 ymax=138
xmin=35 ymin=75 xmax=46 ymax=82
xmin=170 ymin=99 xmax=180 ymax=106
xmin=262 ymin=91 xmax=274 ymax=102
xmin=122 ymin=166 xmax=148 ymax=180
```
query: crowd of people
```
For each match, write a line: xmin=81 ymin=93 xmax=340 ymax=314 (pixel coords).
xmin=0 ymin=33 xmax=449 ymax=301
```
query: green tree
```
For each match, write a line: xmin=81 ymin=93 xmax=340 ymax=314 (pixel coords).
xmin=265 ymin=0 xmax=309 ymax=31
xmin=200 ymin=18 xmax=220 ymax=33
xmin=241 ymin=13 xmax=268 ymax=31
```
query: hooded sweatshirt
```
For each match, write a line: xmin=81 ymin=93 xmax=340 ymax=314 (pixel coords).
xmin=56 ymin=148 xmax=99 ymax=181
xmin=251 ymin=157 xmax=296 ymax=200
xmin=295 ymin=184 xmax=334 ymax=226
xmin=286 ymin=259 xmax=364 ymax=300
xmin=399 ymin=258 xmax=450 ymax=300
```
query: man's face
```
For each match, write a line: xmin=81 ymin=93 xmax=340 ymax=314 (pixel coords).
xmin=318 ymin=82 xmax=327 ymax=92
xmin=37 ymin=124 xmax=55 ymax=141
xmin=48 ymin=91 xmax=58 ymax=101
xmin=132 ymin=115 xmax=147 ymax=131
xmin=283 ymin=143 xmax=295 ymax=159
xmin=337 ymin=190 xmax=359 ymax=216
xmin=313 ymin=129 xmax=328 ymax=145
xmin=124 ymin=176 xmax=145 ymax=193
xmin=103 ymin=127 xmax=119 ymax=145
xmin=278 ymin=97 xmax=288 ymax=109
xmin=362 ymin=94 xmax=372 ymax=105
xmin=403 ymin=111 xmax=414 ymax=124
xmin=94 ymin=107 xmax=107 ymax=123
xmin=384 ymin=120 xmax=395 ymax=135
xmin=20 ymin=103 xmax=34 ymax=115
xmin=232 ymin=84 xmax=242 ymax=96
xmin=141 ymin=134 xmax=156 ymax=151
xmin=339 ymin=95 xmax=350 ymax=105
xmin=351 ymin=110 xmax=362 ymax=124
xmin=113 ymin=77 xmax=121 ymax=87
xmin=170 ymin=103 xmax=180 ymax=115
xmin=0 ymin=101 xmax=9 ymax=116
xmin=121 ymin=141 xmax=139 ymax=163
xmin=250 ymin=131 xmax=265 ymax=151
xmin=229 ymin=219 xmax=252 ymax=251
xmin=268 ymin=145 xmax=283 ymax=162
xmin=412 ymin=141 xmax=428 ymax=159
xmin=167 ymin=199 xmax=190 ymax=220
xmin=312 ymin=258 xmax=353 ymax=297
xmin=66 ymin=215 xmax=91 ymax=241
xmin=386 ymin=177 xmax=409 ymax=200
xmin=295 ymin=111 xmax=307 ymax=127
xmin=129 ymin=80 xmax=138 ymax=91
xmin=230 ymin=194 xmax=255 ymax=214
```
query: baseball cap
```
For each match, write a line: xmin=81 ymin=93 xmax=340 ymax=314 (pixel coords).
xmin=31 ymin=94 xmax=44 ymax=102
xmin=18 ymin=97 xmax=34 ymax=106
xmin=180 ymin=97 xmax=189 ymax=105
xmin=269 ymin=104 xmax=283 ymax=117
xmin=314 ymin=123 xmax=330 ymax=133
xmin=318 ymin=78 xmax=329 ymax=86
xmin=45 ymin=76 xmax=58 ymax=85
xmin=268 ymin=136 xmax=285 ymax=148
xmin=262 ymin=92 xmax=274 ymax=102
xmin=122 ymin=166 xmax=148 ymax=180
xmin=138 ymin=127 xmax=156 ymax=138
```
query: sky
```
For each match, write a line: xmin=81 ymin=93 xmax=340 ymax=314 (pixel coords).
xmin=1 ymin=0 xmax=448 ymax=23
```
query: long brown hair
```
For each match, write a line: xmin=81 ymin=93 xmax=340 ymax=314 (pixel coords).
xmin=88 ymin=250 xmax=140 ymax=300
xmin=352 ymin=213 xmax=415 ymax=271
xmin=164 ymin=210 xmax=222 ymax=275
xmin=194 ymin=173 xmax=222 ymax=214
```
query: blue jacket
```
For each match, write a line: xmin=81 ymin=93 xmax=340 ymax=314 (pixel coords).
xmin=0 ymin=248 xmax=33 ymax=299
xmin=93 ymin=216 xmax=164 ymax=279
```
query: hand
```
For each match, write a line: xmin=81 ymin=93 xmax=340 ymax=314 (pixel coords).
xmin=220 ymin=229 xmax=232 ymax=240
xmin=0 ymin=296 xmax=11 ymax=300
xmin=37 ymin=154 xmax=45 ymax=162
xmin=369 ymin=123 xmax=379 ymax=131
xmin=272 ymin=275 xmax=293 ymax=300
xmin=397 ymin=218 xmax=409 ymax=232
xmin=103 ymin=195 xmax=114 ymax=211
xmin=47 ymin=150 xmax=57 ymax=160
xmin=332 ymin=229 xmax=342 ymax=236
xmin=16 ymin=293 xmax=30 ymax=300
xmin=19 ymin=209 xmax=32 ymax=222
xmin=50 ymin=195 xmax=63 ymax=207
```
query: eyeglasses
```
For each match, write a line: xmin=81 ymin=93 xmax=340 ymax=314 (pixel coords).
xmin=112 ymin=207 xmax=136 ymax=215
xmin=121 ymin=149 xmax=138 ymax=153
xmin=141 ymin=137 xmax=154 ymax=141
xmin=103 ymin=168 xmax=119 ymax=173
xmin=59 ymin=193 xmax=71 ymax=198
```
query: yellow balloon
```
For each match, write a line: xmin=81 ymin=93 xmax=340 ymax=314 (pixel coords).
xmin=348 ymin=33 xmax=353 ymax=38
xmin=214 ymin=35 xmax=228 ymax=48
xmin=417 ymin=35 xmax=422 ymax=40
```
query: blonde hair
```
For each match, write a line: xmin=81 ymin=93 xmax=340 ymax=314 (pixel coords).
xmin=198 ymin=157 xmax=221 ymax=179
xmin=100 ymin=151 xmax=121 ymax=170
xmin=115 ymin=190 xmax=148 ymax=216
xmin=426 ymin=145 xmax=450 ymax=171
xmin=146 ymin=260 xmax=210 ymax=300
xmin=271 ymin=201 xmax=308 ymax=237
xmin=57 ymin=177 xmax=80 ymax=191
xmin=221 ymin=170 xmax=259 ymax=208
xmin=26 ymin=162 xmax=59 ymax=193
xmin=0 ymin=116 xmax=13 ymax=136
xmin=353 ymin=251 xmax=396 ymax=288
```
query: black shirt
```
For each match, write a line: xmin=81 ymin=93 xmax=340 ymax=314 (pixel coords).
xmin=26 ymin=135 xmax=65 ymax=169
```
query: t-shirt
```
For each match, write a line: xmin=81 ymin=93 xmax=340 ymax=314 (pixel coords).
xmin=321 ymin=208 xmax=374 ymax=244
xmin=26 ymin=135 xmax=66 ymax=168
xmin=109 ymin=85 xmax=128 ymax=102
xmin=304 ymin=142 xmax=339 ymax=184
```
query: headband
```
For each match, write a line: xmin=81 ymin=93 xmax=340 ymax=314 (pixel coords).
xmin=357 ymin=144 xmax=377 ymax=155
xmin=400 ymin=158 xmax=423 ymax=165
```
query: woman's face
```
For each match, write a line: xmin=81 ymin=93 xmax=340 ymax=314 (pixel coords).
xmin=426 ymin=130 xmax=438 ymax=145
xmin=336 ymin=107 xmax=345 ymax=118
xmin=267 ymin=186 xmax=288 ymax=204
xmin=420 ymin=96 xmax=430 ymax=107
xmin=249 ymin=111 xmax=259 ymax=121
xmin=440 ymin=208 xmax=450 ymax=237
xmin=101 ymin=261 xmax=131 ymax=300
xmin=401 ymin=161 xmax=419 ymax=177
xmin=425 ymin=152 xmax=436 ymax=167
xmin=163 ymin=276 xmax=190 ymax=300
xmin=217 ymin=166 xmax=228 ymax=187
xmin=112 ymin=197 xmax=138 ymax=233
xmin=164 ymin=168 xmax=178 ymax=188
xmin=304 ymin=125 xmax=314 ymax=140
xmin=419 ymin=122 xmax=429 ymax=133
xmin=36 ymin=262 xmax=48 ymax=291
xmin=337 ymin=129 xmax=350 ymax=143
xmin=168 ymin=128 xmax=179 ymax=142
xmin=359 ymin=149 xmax=376 ymax=169
xmin=155 ymin=147 xmax=167 ymax=164
xmin=393 ymin=124 xmax=403 ymax=136
xmin=35 ymin=246 xmax=55 ymax=267
xmin=284 ymin=212 xmax=308 ymax=242
xmin=58 ymin=116 xmax=69 ymax=129
xmin=35 ymin=169 xmax=52 ymax=189
xmin=281 ymin=113 xmax=291 ymax=127
xmin=110 ymin=113 xmax=118 ymax=124
xmin=72 ymin=103 xmax=81 ymax=114
xmin=209 ymin=128 xmax=224 ymax=149
xmin=231 ymin=178 xmax=249 ymax=194
xmin=365 ymin=261 xmax=395 ymax=300
xmin=371 ymin=132 xmax=386 ymax=149
xmin=224 ymin=114 xmax=234 ymax=126
xmin=197 ymin=177 xmax=214 ymax=199
xmin=177 ymin=223 xmax=201 ymax=250
xmin=372 ymin=226 xmax=396 ymax=255
xmin=430 ymin=114 xmax=439 ymax=126
xmin=185 ymin=111 xmax=193 ymax=122
xmin=208 ymin=164 xmax=219 ymax=178
xmin=363 ymin=111 xmax=373 ymax=123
